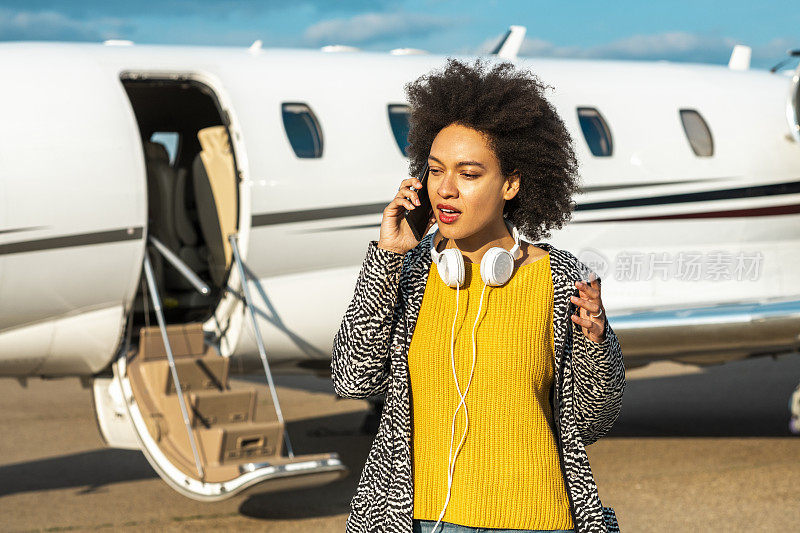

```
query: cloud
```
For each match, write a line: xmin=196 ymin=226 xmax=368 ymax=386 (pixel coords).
xmin=0 ymin=7 xmax=133 ymax=41
xmin=0 ymin=0 xmax=392 ymax=18
xmin=569 ymin=32 xmax=739 ymax=63
xmin=302 ymin=11 xmax=454 ymax=47
xmin=477 ymin=30 xmax=798 ymax=67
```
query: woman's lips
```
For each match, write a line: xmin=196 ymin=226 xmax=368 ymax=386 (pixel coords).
xmin=437 ymin=208 xmax=460 ymax=224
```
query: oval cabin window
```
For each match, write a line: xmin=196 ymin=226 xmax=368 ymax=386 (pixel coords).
xmin=577 ymin=107 xmax=613 ymax=157
xmin=281 ymin=103 xmax=323 ymax=158
xmin=387 ymin=104 xmax=411 ymax=156
xmin=679 ymin=109 xmax=714 ymax=157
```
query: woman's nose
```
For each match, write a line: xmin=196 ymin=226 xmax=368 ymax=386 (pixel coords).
xmin=436 ymin=172 xmax=458 ymax=198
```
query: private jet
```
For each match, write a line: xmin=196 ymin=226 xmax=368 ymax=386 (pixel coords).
xmin=1 ymin=25 xmax=800 ymax=501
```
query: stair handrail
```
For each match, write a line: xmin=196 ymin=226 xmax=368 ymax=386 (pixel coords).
xmin=148 ymin=235 xmax=211 ymax=295
xmin=228 ymin=233 xmax=295 ymax=459
xmin=142 ymin=252 xmax=206 ymax=479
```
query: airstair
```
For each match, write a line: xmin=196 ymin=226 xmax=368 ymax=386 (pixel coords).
xmin=95 ymin=233 xmax=347 ymax=501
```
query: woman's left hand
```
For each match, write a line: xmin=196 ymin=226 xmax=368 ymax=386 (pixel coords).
xmin=570 ymin=272 xmax=607 ymax=343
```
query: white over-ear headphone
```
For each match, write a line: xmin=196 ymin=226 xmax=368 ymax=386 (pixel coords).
xmin=426 ymin=218 xmax=524 ymax=532
xmin=429 ymin=218 xmax=523 ymax=287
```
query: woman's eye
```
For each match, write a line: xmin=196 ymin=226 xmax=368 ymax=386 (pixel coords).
xmin=427 ymin=169 xmax=477 ymax=178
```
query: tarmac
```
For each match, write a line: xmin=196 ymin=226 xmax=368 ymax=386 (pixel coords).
xmin=1 ymin=353 xmax=798 ymax=532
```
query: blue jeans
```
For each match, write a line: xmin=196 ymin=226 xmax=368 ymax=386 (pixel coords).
xmin=412 ymin=519 xmax=575 ymax=533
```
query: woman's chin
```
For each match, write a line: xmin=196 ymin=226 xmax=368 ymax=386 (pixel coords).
xmin=436 ymin=225 xmax=471 ymax=241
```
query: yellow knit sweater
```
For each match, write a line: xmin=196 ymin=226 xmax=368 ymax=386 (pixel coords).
xmin=408 ymin=253 xmax=574 ymax=530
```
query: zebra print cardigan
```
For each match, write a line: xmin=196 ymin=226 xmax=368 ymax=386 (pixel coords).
xmin=331 ymin=232 xmax=625 ymax=532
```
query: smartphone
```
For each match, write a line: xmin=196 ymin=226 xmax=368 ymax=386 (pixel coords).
xmin=402 ymin=162 xmax=433 ymax=241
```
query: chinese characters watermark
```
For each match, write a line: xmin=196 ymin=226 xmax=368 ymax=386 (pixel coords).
xmin=575 ymin=249 xmax=764 ymax=282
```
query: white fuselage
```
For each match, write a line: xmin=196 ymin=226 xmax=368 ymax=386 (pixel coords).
xmin=1 ymin=41 xmax=799 ymax=376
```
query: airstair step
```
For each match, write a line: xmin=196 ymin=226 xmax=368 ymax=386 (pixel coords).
xmin=192 ymin=421 xmax=284 ymax=467
xmin=192 ymin=389 xmax=256 ymax=427
xmin=137 ymin=354 xmax=229 ymax=395
xmin=162 ymin=389 xmax=257 ymax=428
xmin=165 ymin=356 xmax=228 ymax=394
xmin=138 ymin=322 xmax=207 ymax=360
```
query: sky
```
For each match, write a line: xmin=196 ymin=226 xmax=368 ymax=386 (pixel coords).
xmin=0 ymin=0 xmax=797 ymax=71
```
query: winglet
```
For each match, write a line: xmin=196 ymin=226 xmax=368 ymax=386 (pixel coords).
xmin=489 ymin=25 xmax=527 ymax=60
xmin=728 ymin=44 xmax=751 ymax=71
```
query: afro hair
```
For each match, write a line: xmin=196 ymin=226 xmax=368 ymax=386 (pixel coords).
xmin=403 ymin=56 xmax=581 ymax=241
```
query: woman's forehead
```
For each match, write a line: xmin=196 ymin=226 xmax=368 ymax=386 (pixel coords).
xmin=430 ymin=127 xmax=497 ymax=167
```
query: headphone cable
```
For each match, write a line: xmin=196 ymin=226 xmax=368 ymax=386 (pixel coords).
xmin=432 ymin=280 xmax=490 ymax=532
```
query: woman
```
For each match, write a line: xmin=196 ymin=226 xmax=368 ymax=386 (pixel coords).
xmin=331 ymin=58 xmax=625 ymax=533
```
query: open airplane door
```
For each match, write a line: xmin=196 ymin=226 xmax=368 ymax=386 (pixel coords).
xmin=106 ymin=322 xmax=347 ymax=501
xmin=93 ymin=112 xmax=346 ymax=500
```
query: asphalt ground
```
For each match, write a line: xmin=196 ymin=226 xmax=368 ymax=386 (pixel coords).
xmin=0 ymin=353 xmax=798 ymax=532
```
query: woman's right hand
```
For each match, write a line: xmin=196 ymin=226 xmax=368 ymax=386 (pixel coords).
xmin=377 ymin=177 xmax=436 ymax=255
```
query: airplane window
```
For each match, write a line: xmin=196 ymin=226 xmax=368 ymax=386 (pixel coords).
xmin=577 ymin=107 xmax=613 ymax=157
xmin=679 ymin=109 xmax=714 ymax=157
xmin=150 ymin=131 xmax=180 ymax=165
xmin=388 ymin=104 xmax=411 ymax=156
xmin=281 ymin=103 xmax=323 ymax=158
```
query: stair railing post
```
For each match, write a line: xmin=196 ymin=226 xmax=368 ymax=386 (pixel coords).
xmin=143 ymin=252 xmax=206 ymax=479
xmin=228 ymin=233 xmax=295 ymax=459
xmin=148 ymin=235 xmax=210 ymax=296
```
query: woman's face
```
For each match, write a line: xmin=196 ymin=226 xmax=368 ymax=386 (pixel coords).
xmin=427 ymin=123 xmax=518 ymax=240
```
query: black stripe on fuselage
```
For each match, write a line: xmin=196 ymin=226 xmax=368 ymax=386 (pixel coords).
xmin=251 ymin=202 xmax=387 ymax=226
xmin=252 ymin=179 xmax=800 ymax=230
xmin=572 ymin=202 xmax=800 ymax=222
xmin=4 ymin=179 xmax=799 ymax=253
xmin=0 ymin=227 xmax=144 ymax=256
xmin=250 ymin=178 xmax=733 ymax=226
xmin=0 ymin=226 xmax=48 ymax=235
xmin=575 ymin=179 xmax=800 ymax=211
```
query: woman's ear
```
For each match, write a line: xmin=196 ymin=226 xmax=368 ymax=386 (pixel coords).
xmin=504 ymin=170 xmax=521 ymax=200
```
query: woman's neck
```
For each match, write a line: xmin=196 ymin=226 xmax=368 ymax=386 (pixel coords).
xmin=434 ymin=219 xmax=516 ymax=265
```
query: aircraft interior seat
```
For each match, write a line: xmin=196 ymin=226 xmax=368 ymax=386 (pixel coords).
xmin=192 ymin=126 xmax=238 ymax=288
xmin=143 ymin=141 xmax=172 ymax=293
xmin=174 ymin=167 xmax=199 ymax=247
xmin=192 ymin=153 xmax=225 ymax=287
xmin=144 ymin=141 xmax=203 ymax=296
xmin=171 ymin=166 xmax=207 ymax=290
xmin=144 ymin=141 xmax=182 ymax=252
